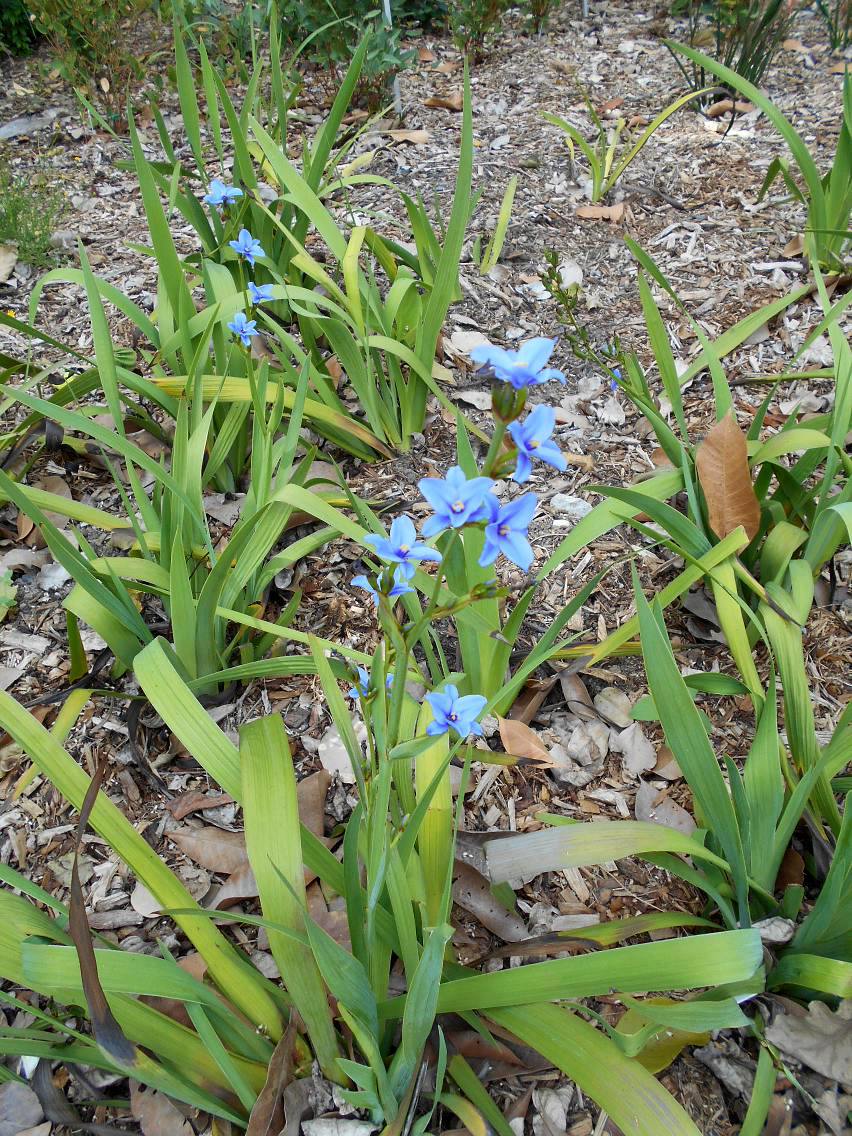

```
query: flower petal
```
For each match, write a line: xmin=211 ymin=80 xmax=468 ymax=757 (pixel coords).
xmin=516 ymin=337 xmax=555 ymax=371
xmin=500 ymin=529 xmax=534 ymax=571
xmin=511 ymin=452 xmax=532 ymax=484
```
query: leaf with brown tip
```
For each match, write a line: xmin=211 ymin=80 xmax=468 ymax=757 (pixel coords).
xmin=695 ymin=411 xmax=761 ymax=541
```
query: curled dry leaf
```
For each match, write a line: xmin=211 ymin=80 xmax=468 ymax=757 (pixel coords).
xmin=386 ymin=129 xmax=430 ymax=145
xmin=130 ymin=1082 xmax=195 ymax=1136
xmin=765 ymin=1000 xmax=852 ymax=1082
xmin=498 ymin=718 xmax=551 ymax=764
xmin=424 ymin=91 xmax=463 ymax=112
xmin=246 ymin=1018 xmax=296 ymax=1136
xmin=705 ymin=98 xmax=755 ymax=118
xmin=592 ymin=687 xmax=633 ymax=728
xmin=575 ymin=202 xmax=625 ymax=223
xmin=0 ymin=1081 xmax=43 ymax=1135
xmin=611 ymin=722 xmax=656 ymax=777
xmin=634 ymin=779 xmax=695 ymax=836
xmin=559 ymin=673 xmax=597 ymax=721
xmin=453 ymin=861 xmax=528 ymax=942
xmin=695 ymin=411 xmax=761 ymax=541
xmin=0 ymin=244 xmax=17 ymax=283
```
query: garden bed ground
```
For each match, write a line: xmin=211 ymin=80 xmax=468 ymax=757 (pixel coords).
xmin=0 ymin=2 xmax=850 ymax=1133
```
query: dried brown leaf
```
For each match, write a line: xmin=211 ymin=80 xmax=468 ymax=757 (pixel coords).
xmin=695 ymin=411 xmax=760 ymax=541
xmin=386 ymin=129 xmax=430 ymax=145
xmin=634 ymin=780 xmax=695 ymax=835
xmin=575 ymin=202 xmax=625 ymax=223
xmin=705 ymin=98 xmax=754 ymax=118
xmin=497 ymin=718 xmax=551 ymax=763
xmin=424 ymin=91 xmax=463 ymax=111
xmin=246 ymin=1018 xmax=296 ymax=1136
xmin=453 ymin=861 xmax=527 ymax=942
xmin=169 ymin=827 xmax=248 ymax=875
xmin=130 ymin=1083 xmax=194 ymax=1136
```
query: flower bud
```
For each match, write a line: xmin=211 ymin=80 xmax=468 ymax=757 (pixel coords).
xmin=491 ymin=378 xmax=527 ymax=424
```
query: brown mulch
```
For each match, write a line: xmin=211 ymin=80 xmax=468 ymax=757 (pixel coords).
xmin=1 ymin=2 xmax=850 ymax=1133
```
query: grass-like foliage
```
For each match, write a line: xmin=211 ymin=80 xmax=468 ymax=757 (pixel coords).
xmin=0 ymin=155 xmax=65 ymax=269
xmin=669 ymin=0 xmax=797 ymax=96
xmin=0 ymin=14 xmax=847 ymax=1133
xmin=542 ymin=82 xmax=713 ymax=204
xmin=669 ymin=44 xmax=852 ymax=273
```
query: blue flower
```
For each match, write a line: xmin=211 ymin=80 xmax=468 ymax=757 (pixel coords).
xmin=507 ymin=405 xmax=567 ymax=484
xmin=479 ymin=492 xmax=537 ymax=571
xmin=470 ymin=337 xmax=565 ymax=390
xmin=203 ymin=179 xmax=243 ymax=208
xmin=363 ymin=515 xmax=441 ymax=579
xmin=418 ymin=466 xmax=494 ymax=538
xmin=425 ymin=684 xmax=487 ymax=738
xmin=352 ymin=566 xmax=414 ymax=603
xmin=227 ymin=311 xmax=258 ymax=347
xmin=610 ymin=367 xmax=621 ymax=392
xmin=248 ymin=282 xmax=275 ymax=305
xmin=348 ymin=666 xmax=394 ymax=700
xmin=228 ymin=228 xmax=265 ymax=267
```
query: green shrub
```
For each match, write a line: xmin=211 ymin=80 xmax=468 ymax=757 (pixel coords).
xmin=0 ymin=0 xmax=38 ymax=55
xmin=0 ymin=155 xmax=65 ymax=268
xmin=449 ymin=0 xmax=508 ymax=59
xmin=26 ymin=0 xmax=148 ymax=106
xmin=278 ymin=0 xmax=414 ymax=105
xmin=669 ymin=0 xmax=797 ymax=94
xmin=814 ymin=0 xmax=850 ymax=49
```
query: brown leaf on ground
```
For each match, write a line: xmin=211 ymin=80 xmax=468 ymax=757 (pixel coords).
xmin=695 ymin=411 xmax=761 ymax=541
xmin=765 ymin=1000 xmax=852 ymax=1082
xmin=424 ymin=91 xmax=463 ymax=112
xmin=246 ymin=1018 xmax=296 ymax=1136
xmin=575 ymin=202 xmax=625 ymax=223
xmin=453 ymin=861 xmax=527 ymax=942
xmin=166 ymin=790 xmax=235 ymax=821
xmin=498 ymin=718 xmax=551 ymax=763
xmin=705 ymin=98 xmax=755 ymax=118
xmin=418 ymin=46 xmax=435 ymax=61
xmin=386 ymin=129 xmax=430 ymax=145
xmin=130 ymin=1082 xmax=195 ymax=1136
xmin=169 ymin=826 xmax=249 ymax=875
xmin=0 ymin=1081 xmax=44 ymax=1133
xmin=446 ymin=1029 xmax=523 ymax=1067
xmin=635 ymin=779 xmax=696 ymax=835
xmin=170 ymin=771 xmax=330 ymax=876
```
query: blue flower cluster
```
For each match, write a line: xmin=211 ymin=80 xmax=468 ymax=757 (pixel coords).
xmin=202 ymin=180 xmax=272 ymax=348
xmin=350 ymin=337 xmax=569 ymax=739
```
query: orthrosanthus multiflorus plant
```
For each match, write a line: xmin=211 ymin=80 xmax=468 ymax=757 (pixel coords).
xmin=347 ymin=335 xmax=582 ymax=737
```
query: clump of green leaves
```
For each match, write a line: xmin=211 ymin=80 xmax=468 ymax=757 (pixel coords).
xmin=449 ymin=0 xmax=507 ymax=60
xmin=669 ymin=0 xmax=797 ymax=95
xmin=278 ymin=0 xmax=413 ymax=107
xmin=814 ymin=0 xmax=850 ymax=50
xmin=27 ymin=0 xmax=146 ymax=109
xmin=0 ymin=0 xmax=38 ymax=55
xmin=670 ymin=43 xmax=851 ymax=273
xmin=543 ymin=81 xmax=712 ymax=203
xmin=0 ymin=155 xmax=65 ymax=268
xmin=526 ymin=0 xmax=560 ymax=32
xmin=176 ymin=0 xmax=264 ymax=66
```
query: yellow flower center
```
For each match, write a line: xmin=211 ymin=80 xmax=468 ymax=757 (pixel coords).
xmin=451 ymin=500 xmax=465 ymax=513
xmin=399 ymin=544 xmax=410 ymax=553
xmin=499 ymin=524 xmax=510 ymax=536
xmin=529 ymin=439 xmax=540 ymax=449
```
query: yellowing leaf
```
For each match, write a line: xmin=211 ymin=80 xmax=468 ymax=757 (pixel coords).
xmin=695 ymin=411 xmax=761 ymax=541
